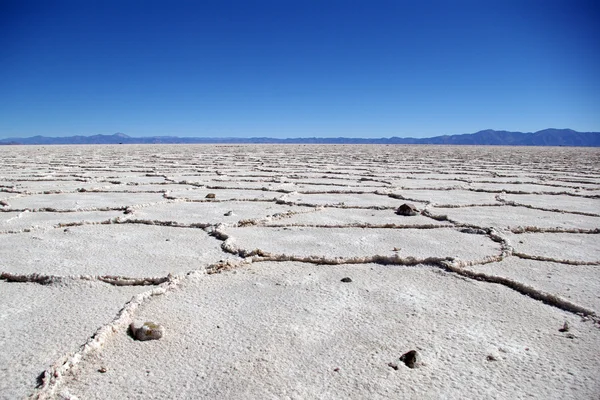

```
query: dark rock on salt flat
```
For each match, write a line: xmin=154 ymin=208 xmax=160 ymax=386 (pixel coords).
xmin=341 ymin=277 xmax=353 ymax=283
xmin=396 ymin=203 xmax=419 ymax=216
xmin=130 ymin=321 xmax=165 ymax=341
xmin=400 ymin=350 xmax=421 ymax=368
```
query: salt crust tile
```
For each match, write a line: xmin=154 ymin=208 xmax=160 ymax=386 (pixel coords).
xmin=112 ymin=175 xmax=169 ymax=185
xmin=166 ymin=174 xmax=225 ymax=183
xmin=60 ymin=262 xmax=600 ymax=399
xmin=469 ymin=182 xmax=577 ymax=194
xmin=542 ymin=178 xmax=600 ymax=188
xmin=388 ymin=179 xmax=469 ymax=189
xmin=173 ymin=179 xmax=292 ymax=191
xmin=278 ymin=184 xmax=390 ymax=193
xmin=130 ymin=201 xmax=310 ymax=225
xmin=288 ymin=178 xmax=391 ymax=187
xmin=6 ymin=192 xmax=165 ymax=211
xmin=464 ymin=257 xmax=600 ymax=312
xmin=279 ymin=192 xmax=404 ymax=208
xmin=432 ymin=206 xmax=600 ymax=231
xmin=263 ymin=207 xmax=450 ymax=227
xmin=0 ymin=210 xmax=123 ymax=232
xmin=507 ymin=232 xmax=600 ymax=263
xmin=390 ymin=189 xmax=498 ymax=206
xmin=0 ymin=224 xmax=233 ymax=277
xmin=9 ymin=180 xmax=106 ymax=193
xmin=469 ymin=177 xmax=539 ymax=184
xmin=401 ymin=173 xmax=487 ymax=180
xmin=91 ymin=183 xmax=192 ymax=193
xmin=501 ymin=194 xmax=600 ymax=215
xmin=0 ymin=280 xmax=145 ymax=399
xmin=223 ymin=226 xmax=500 ymax=261
xmin=167 ymin=188 xmax=285 ymax=201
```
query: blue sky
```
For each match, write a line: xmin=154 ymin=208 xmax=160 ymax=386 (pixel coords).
xmin=1 ymin=0 xmax=598 ymax=138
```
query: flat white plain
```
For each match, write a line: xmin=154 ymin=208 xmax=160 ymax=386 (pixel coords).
xmin=0 ymin=144 xmax=599 ymax=399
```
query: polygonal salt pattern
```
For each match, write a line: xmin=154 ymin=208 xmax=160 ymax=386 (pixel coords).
xmin=5 ymin=192 xmax=166 ymax=211
xmin=0 ymin=210 xmax=124 ymax=233
xmin=58 ymin=262 xmax=600 ymax=399
xmin=500 ymin=193 xmax=600 ymax=215
xmin=1 ymin=224 xmax=234 ymax=277
xmin=507 ymin=232 xmax=600 ymax=264
xmin=0 ymin=144 xmax=598 ymax=399
xmin=263 ymin=207 xmax=451 ymax=228
xmin=0 ymin=280 xmax=146 ymax=399
xmin=428 ymin=205 xmax=600 ymax=232
xmin=221 ymin=226 xmax=501 ymax=262
xmin=464 ymin=257 xmax=600 ymax=313
xmin=126 ymin=200 xmax=312 ymax=226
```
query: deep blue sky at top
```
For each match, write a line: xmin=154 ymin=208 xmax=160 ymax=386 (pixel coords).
xmin=1 ymin=0 xmax=598 ymax=138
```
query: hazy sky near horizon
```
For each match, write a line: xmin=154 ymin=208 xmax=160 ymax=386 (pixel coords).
xmin=1 ymin=0 xmax=599 ymax=139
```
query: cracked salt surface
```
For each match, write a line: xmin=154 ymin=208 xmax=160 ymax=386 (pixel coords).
xmin=1 ymin=144 xmax=599 ymax=399
xmin=0 ymin=280 xmax=146 ymax=400
xmin=1 ymin=224 xmax=236 ymax=277
xmin=429 ymin=205 xmax=600 ymax=232
xmin=390 ymin=188 xmax=500 ymax=206
xmin=5 ymin=192 xmax=166 ymax=212
xmin=500 ymin=193 xmax=600 ymax=216
xmin=59 ymin=262 xmax=600 ymax=399
xmin=262 ymin=207 xmax=451 ymax=228
xmin=165 ymin=187 xmax=286 ymax=201
xmin=220 ymin=226 xmax=500 ymax=263
xmin=464 ymin=258 xmax=600 ymax=312
xmin=278 ymin=192 xmax=403 ymax=208
xmin=508 ymin=232 xmax=600 ymax=264
xmin=0 ymin=210 xmax=124 ymax=233
xmin=127 ymin=200 xmax=312 ymax=226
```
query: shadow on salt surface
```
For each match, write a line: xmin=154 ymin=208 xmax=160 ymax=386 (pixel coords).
xmin=262 ymin=207 xmax=451 ymax=228
xmin=464 ymin=257 xmax=600 ymax=312
xmin=390 ymin=189 xmax=499 ymax=206
xmin=128 ymin=201 xmax=313 ymax=226
xmin=221 ymin=226 xmax=500 ymax=262
xmin=507 ymin=232 xmax=600 ymax=264
xmin=0 ymin=280 xmax=145 ymax=400
xmin=5 ymin=192 xmax=166 ymax=211
xmin=0 ymin=224 xmax=236 ymax=277
xmin=0 ymin=210 xmax=124 ymax=233
xmin=58 ymin=262 xmax=600 ymax=399
xmin=429 ymin=206 xmax=600 ymax=231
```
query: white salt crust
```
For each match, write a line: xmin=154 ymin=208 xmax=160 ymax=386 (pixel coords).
xmin=0 ymin=144 xmax=598 ymax=399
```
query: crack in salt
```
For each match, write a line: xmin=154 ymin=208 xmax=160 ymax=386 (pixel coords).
xmin=28 ymin=256 xmax=252 ymax=399
xmin=512 ymin=252 xmax=600 ymax=266
xmin=0 ymin=272 xmax=169 ymax=286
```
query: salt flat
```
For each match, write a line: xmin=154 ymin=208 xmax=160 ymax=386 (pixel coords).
xmin=0 ymin=144 xmax=599 ymax=399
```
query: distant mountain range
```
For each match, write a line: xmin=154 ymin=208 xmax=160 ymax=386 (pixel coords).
xmin=1 ymin=129 xmax=599 ymax=146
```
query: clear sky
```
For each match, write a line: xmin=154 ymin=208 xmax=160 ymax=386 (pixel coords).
xmin=1 ymin=0 xmax=598 ymax=138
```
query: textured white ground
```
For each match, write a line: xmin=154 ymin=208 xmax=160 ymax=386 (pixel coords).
xmin=0 ymin=144 xmax=599 ymax=400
